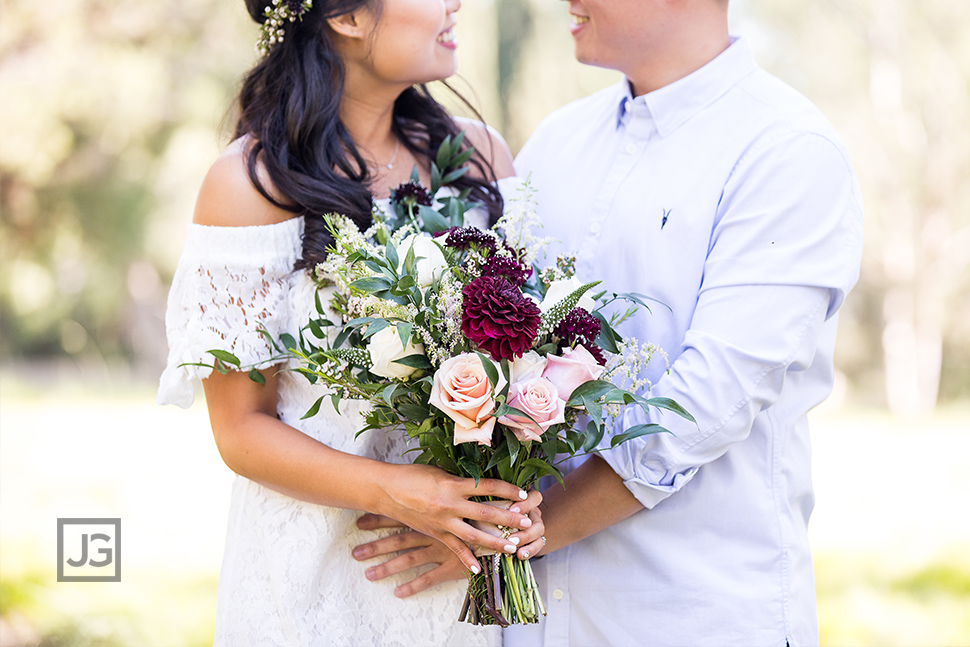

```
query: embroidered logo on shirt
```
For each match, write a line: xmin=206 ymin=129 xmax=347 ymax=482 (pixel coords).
xmin=661 ymin=208 xmax=671 ymax=229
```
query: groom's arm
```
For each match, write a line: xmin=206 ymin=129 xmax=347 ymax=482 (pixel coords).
xmin=536 ymin=455 xmax=643 ymax=555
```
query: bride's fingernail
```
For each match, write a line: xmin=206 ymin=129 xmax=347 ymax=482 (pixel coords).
xmin=504 ymin=544 xmax=516 ymax=553
xmin=520 ymin=550 xmax=530 ymax=559
xmin=470 ymin=564 xmax=481 ymax=574
xmin=509 ymin=505 xmax=521 ymax=514
xmin=365 ymin=568 xmax=377 ymax=580
xmin=519 ymin=490 xmax=528 ymax=500
xmin=509 ymin=536 xmax=520 ymax=546
xmin=520 ymin=517 xmax=532 ymax=528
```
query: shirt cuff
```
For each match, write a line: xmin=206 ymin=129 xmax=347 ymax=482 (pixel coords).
xmin=598 ymin=432 xmax=700 ymax=510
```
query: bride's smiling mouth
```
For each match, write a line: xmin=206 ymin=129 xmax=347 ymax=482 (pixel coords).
xmin=436 ymin=26 xmax=457 ymax=49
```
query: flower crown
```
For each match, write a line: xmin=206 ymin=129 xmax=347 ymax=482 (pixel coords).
xmin=256 ymin=0 xmax=313 ymax=56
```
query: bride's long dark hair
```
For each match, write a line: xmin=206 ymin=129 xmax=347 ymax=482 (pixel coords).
xmin=237 ymin=0 xmax=504 ymax=269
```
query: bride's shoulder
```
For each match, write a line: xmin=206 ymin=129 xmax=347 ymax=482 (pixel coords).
xmin=453 ymin=117 xmax=515 ymax=180
xmin=193 ymin=136 xmax=299 ymax=228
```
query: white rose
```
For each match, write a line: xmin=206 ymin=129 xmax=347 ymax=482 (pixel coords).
xmin=398 ymin=234 xmax=448 ymax=288
xmin=510 ymin=350 xmax=547 ymax=385
xmin=539 ymin=277 xmax=596 ymax=313
xmin=367 ymin=326 xmax=425 ymax=380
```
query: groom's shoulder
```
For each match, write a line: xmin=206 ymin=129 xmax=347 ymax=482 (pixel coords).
xmin=736 ymin=68 xmax=845 ymax=148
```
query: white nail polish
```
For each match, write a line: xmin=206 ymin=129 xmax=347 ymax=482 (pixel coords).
xmin=504 ymin=544 xmax=516 ymax=553
xmin=509 ymin=536 xmax=520 ymax=545
xmin=521 ymin=551 xmax=530 ymax=559
xmin=471 ymin=564 xmax=480 ymax=574
xmin=518 ymin=490 xmax=528 ymax=500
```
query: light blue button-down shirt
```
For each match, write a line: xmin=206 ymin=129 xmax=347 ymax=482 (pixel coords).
xmin=507 ymin=37 xmax=863 ymax=646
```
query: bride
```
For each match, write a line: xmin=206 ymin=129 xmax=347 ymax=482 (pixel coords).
xmin=157 ymin=0 xmax=543 ymax=644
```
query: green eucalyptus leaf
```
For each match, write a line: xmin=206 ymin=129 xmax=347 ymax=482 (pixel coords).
xmin=207 ymin=349 xmax=241 ymax=367
xmin=475 ymin=352 xmax=500 ymax=389
xmin=418 ymin=205 xmax=450 ymax=234
xmin=392 ymin=354 xmax=433 ymax=370
xmin=395 ymin=322 xmax=413 ymax=349
xmin=351 ymin=277 xmax=393 ymax=293
xmin=385 ymin=240 xmax=400 ymax=270
xmin=566 ymin=380 xmax=616 ymax=407
xmin=362 ymin=319 xmax=391 ymax=339
xmin=642 ymin=397 xmax=697 ymax=423
xmin=582 ymin=420 xmax=606 ymax=453
xmin=248 ymin=368 xmax=266 ymax=384
xmin=610 ymin=423 xmax=668 ymax=447
xmin=592 ymin=311 xmax=620 ymax=353
xmin=301 ymin=395 xmax=325 ymax=420
xmin=436 ymin=135 xmax=453 ymax=169
xmin=458 ymin=457 xmax=482 ymax=485
xmin=381 ymin=383 xmax=400 ymax=407
xmin=441 ymin=166 xmax=469 ymax=185
xmin=430 ymin=162 xmax=443 ymax=194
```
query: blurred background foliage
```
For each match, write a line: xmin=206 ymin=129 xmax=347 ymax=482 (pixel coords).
xmin=1 ymin=1 xmax=969 ymax=645
xmin=2 ymin=0 xmax=968 ymax=414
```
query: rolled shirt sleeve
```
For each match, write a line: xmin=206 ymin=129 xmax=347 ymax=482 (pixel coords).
xmin=600 ymin=130 xmax=864 ymax=509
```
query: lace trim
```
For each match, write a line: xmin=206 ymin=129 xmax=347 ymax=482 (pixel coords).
xmin=157 ymin=219 xmax=303 ymax=408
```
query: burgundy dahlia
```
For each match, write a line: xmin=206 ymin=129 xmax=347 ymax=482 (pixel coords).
xmin=461 ymin=276 xmax=541 ymax=361
xmin=442 ymin=226 xmax=497 ymax=251
xmin=390 ymin=180 xmax=433 ymax=208
xmin=481 ymin=255 xmax=532 ymax=286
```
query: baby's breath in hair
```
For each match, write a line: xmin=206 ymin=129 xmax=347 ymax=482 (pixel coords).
xmin=256 ymin=0 xmax=313 ymax=56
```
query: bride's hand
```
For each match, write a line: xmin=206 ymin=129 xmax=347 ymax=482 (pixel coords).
xmin=352 ymin=490 xmax=545 ymax=598
xmin=374 ymin=464 xmax=539 ymax=573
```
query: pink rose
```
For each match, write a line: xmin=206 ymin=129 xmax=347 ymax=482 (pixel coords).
xmin=429 ymin=353 xmax=506 ymax=446
xmin=541 ymin=345 xmax=606 ymax=402
xmin=499 ymin=377 xmax=566 ymax=443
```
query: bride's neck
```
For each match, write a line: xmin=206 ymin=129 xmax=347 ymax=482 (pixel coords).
xmin=338 ymin=74 xmax=406 ymax=158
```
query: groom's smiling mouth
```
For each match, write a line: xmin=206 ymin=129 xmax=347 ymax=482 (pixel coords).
xmin=569 ymin=13 xmax=590 ymax=34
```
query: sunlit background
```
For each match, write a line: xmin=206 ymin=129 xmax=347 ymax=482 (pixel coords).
xmin=1 ymin=0 xmax=969 ymax=645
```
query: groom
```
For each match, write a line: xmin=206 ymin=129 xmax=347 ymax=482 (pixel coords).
xmin=355 ymin=0 xmax=863 ymax=644
xmin=505 ymin=0 xmax=863 ymax=645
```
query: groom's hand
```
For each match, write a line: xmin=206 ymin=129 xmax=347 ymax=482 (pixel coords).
xmin=352 ymin=490 xmax=546 ymax=598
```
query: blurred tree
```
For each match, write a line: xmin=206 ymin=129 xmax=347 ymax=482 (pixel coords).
xmin=743 ymin=0 xmax=970 ymax=414
xmin=0 ymin=0 xmax=252 ymax=375
xmin=496 ymin=0 xmax=534 ymax=137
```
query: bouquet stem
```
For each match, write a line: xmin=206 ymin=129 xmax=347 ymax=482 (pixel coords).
xmin=459 ymin=553 xmax=545 ymax=626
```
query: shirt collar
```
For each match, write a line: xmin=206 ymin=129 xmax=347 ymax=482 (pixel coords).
xmin=615 ymin=36 xmax=758 ymax=137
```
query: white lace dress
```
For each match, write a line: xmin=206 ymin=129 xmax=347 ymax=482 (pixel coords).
xmin=157 ymin=194 xmax=512 ymax=646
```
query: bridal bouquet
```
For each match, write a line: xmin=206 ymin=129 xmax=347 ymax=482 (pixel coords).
xmin=194 ymin=134 xmax=692 ymax=626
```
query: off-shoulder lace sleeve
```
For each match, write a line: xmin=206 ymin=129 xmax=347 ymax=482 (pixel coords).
xmin=157 ymin=218 xmax=304 ymax=408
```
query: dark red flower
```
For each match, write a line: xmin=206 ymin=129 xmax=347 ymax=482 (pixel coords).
xmin=554 ymin=307 xmax=601 ymax=346
xmin=390 ymin=180 xmax=433 ymax=208
xmin=555 ymin=308 xmax=607 ymax=365
xmin=462 ymin=276 xmax=541 ymax=361
xmin=481 ymin=255 xmax=532 ymax=286
xmin=442 ymin=226 xmax=497 ymax=251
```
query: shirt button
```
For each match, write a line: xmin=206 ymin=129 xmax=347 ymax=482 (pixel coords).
xmin=590 ymin=222 xmax=600 ymax=234
xmin=625 ymin=143 xmax=637 ymax=154
xmin=552 ymin=589 xmax=565 ymax=600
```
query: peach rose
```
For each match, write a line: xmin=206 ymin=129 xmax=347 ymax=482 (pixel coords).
xmin=429 ymin=353 xmax=506 ymax=446
xmin=499 ymin=376 xmax=566 ymax=443
xmin=541 ymin=345 xmax=606 ymax=402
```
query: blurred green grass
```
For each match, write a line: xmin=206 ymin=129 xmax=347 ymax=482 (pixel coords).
xmin=1 ymin=380 xmax=968 ymax=646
